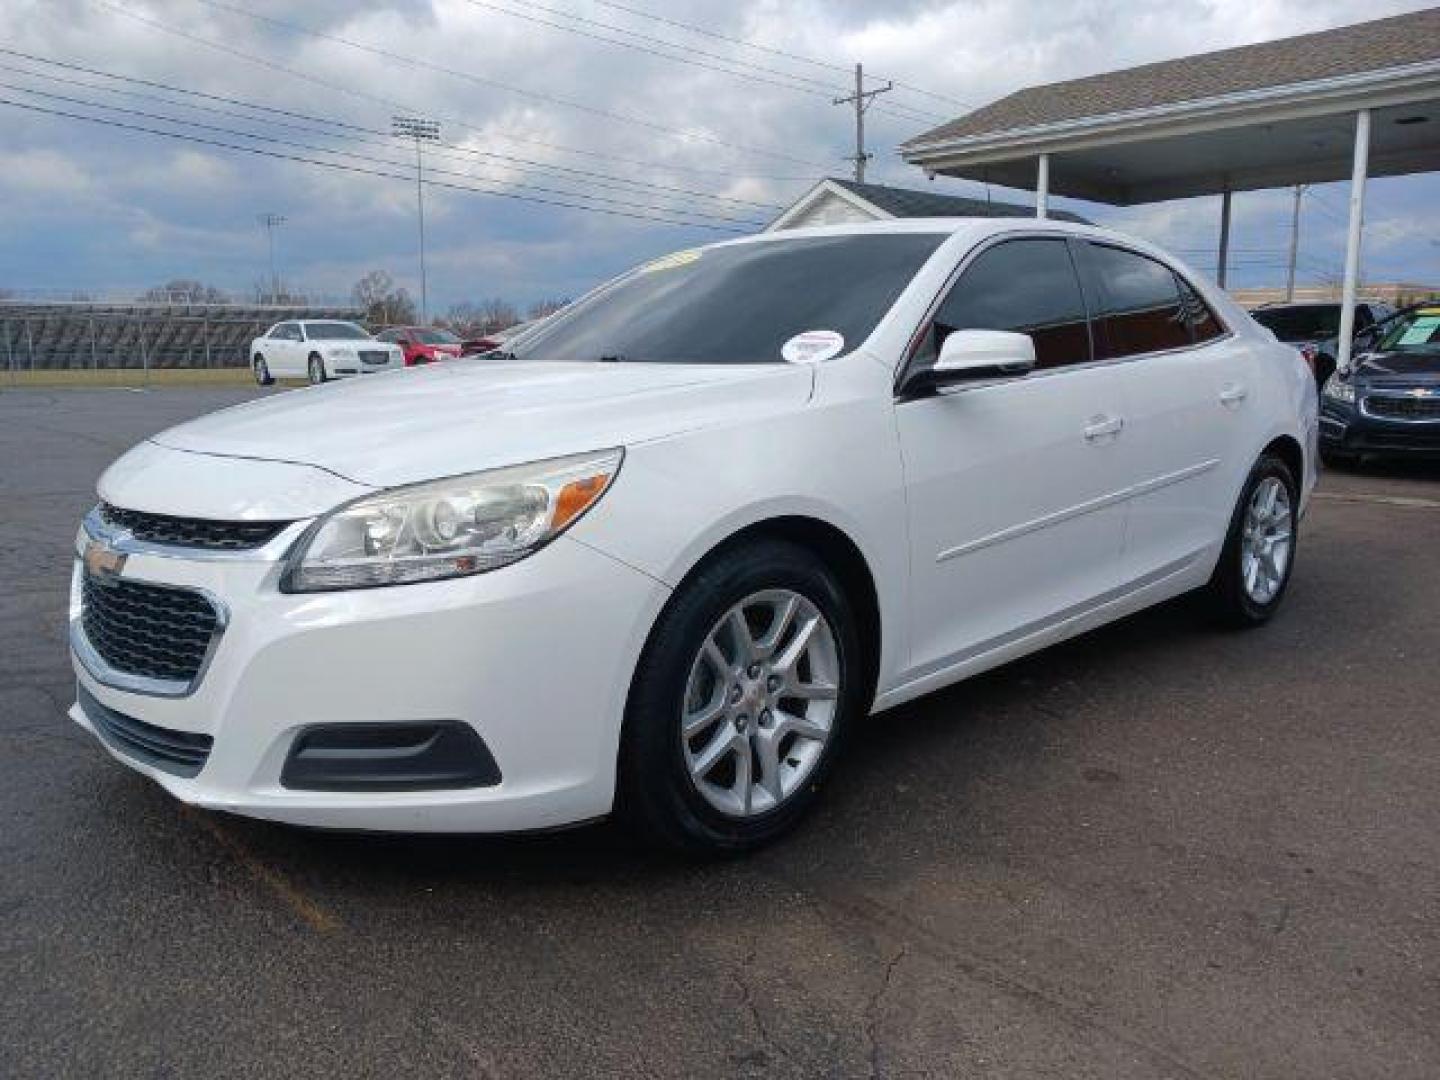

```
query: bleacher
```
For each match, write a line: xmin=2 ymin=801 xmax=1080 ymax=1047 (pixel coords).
xmin=0 ymin=300 xmax=365 ymax=371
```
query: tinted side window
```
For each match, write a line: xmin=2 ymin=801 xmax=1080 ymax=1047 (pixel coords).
xmin=273 ymin=323 xmax=298 ymax=341
xmin=1084 ymin=244 xmax=1191 ymax=358
xmin=1176 ymin=275 xmax=1224 ymax=343
xmin=919 ymin=238 xmax=1090 ymax=370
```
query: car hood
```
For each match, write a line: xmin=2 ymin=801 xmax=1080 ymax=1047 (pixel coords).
xmin=150 ymin=359 xmax=814 ymax=488
xmin=1351 ymin=350 xmax=1440 ymax=386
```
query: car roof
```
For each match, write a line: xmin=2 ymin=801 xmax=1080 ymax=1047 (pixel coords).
xmin=705 ymin=216 xmax=1195 ymax=267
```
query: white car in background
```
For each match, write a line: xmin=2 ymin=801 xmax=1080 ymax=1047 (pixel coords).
xmin=72 ymin=220 xmax=1316 ymax=854
xmin=249 ymin=320 xmax=403 ymax=385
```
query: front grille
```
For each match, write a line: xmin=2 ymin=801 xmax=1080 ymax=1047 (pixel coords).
xmin=1365 ymin=394 xmax=1440 ymax=420
xmin=100 ymin=503 xmax=290 ymax=550
xmin=360 ymin=350 xmax=391 ymax=366
xmin=78 ymin=686 xmax=212 ymax=778
xmin=81 ymin=572 xmax=220 ymax=686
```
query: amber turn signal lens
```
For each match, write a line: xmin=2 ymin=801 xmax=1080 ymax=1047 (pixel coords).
xmin=552 ymin=475 xmax=609 ymax=531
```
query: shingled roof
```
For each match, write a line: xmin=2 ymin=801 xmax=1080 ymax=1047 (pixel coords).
xmin=825 ymin=178 xmax=1089 ymax=222
xmin=905 ymin=7 xmax=1440 ymax=148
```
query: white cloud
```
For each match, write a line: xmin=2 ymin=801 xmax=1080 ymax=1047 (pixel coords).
xmin=0 ymin=0 xmax=1435 ymax=300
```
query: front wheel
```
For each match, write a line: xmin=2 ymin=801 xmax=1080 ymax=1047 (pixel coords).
xmin=252 ymin=353 xmax=274 ymax=386
xmin=618 ymin=539 xmax=865 ymax=855
xmin=1204 ymin=453 xmax=1298 ymax=626
xmin=307 ymin=354 xmax=327 ymax=384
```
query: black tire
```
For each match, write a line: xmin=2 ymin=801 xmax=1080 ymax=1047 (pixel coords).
xmin=307 ymin=353 xmax=327 ymax=384
xmin=252 ymin=353 xmax=274 ymax=386
xmin=617 ymin=539 xmax=866 ymax=856
xmin=1204 ymin=453 xmax=1298 ymax=627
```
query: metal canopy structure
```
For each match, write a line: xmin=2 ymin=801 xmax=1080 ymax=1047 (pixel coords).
xmin=901 ymin=8 xmax=1440 ymax=371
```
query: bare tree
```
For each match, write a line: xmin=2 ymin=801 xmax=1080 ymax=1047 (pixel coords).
xmin=476 ymin=297 xmax=519 ymax=333
xmin=139 ymin=278 xmax=229 ymax=304
xmin=528 ymin=297 xmax=569 ymax=319
xmin=351 ymin=270 xmax=416 ymax=326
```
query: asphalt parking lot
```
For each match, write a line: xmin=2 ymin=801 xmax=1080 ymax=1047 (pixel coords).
xmin=2 ymin=386 xmax=1438 ymax=1079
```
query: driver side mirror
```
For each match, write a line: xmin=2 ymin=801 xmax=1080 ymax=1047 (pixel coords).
xmin=905 ymin=330 xmax=1036 ymax=398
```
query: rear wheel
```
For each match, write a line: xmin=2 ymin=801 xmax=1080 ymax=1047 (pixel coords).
xmin=252 ymin=353 xmax=273 ymax=386
xmin=1204 ymin=453 xmax=1298 ymax=626
xmin=618 ymin=539 xmax=864 ymax=855
xmin=307 ymin=354 xmax=327 ymax=384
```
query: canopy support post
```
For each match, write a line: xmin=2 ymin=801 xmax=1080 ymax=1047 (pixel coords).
xmin=1035 ymin=153 xmax=1050 ymax=219
xmin=1216 ymin=186 xmax=1232 ymax=288
xmin=1337 ymin=108 xmax=1371 ymax=375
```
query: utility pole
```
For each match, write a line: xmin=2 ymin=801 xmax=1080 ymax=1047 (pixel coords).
xmin=833 ymin=63 xmax=892 ymax=184
xmin=1285 ymin=184 xmax=1307 ymax=302
xmin=393 ymin=116 xmax=441 ymax=323
xmin=258 ymin=213 xmax=286 ymax=303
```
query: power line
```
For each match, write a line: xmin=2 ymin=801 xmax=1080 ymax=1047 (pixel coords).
xmin=456 ymin=0 xmax=949 ymax=127
xmin=172 ymin=0 xmax=833 ymax=169
xmin=587 ymin=0 xmax=977 ymax=111
xmin=459 ymin=0 xmax=848 ymax=99
xmin=0 ymin=79 xmax=769 ymax=226
xmin=0 ymin=96 xmax=765 ymax=232
xmin=89 ymin=2 xmax=817 ymax=184
xmin=0 ymin=51 xmax=785 ymax=212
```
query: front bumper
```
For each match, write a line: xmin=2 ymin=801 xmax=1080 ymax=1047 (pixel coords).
xmin=69 ymin=524 xmax=670 ymax=832
xmin=1319 ymin=399 xmax=1440 ymax=457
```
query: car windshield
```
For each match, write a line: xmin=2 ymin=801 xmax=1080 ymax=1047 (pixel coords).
xmin=504 ymin=233 xmax=946 ymax=364
xmin=1375 ymin=307 xmax=1440 ymax=354
xmin=1250 ymin=305 xmax=1342 ymax=340
xmin=414 ymin=329 xmax=461 ymax=344
xmin=305 ymin=322 xmax=370 ymax=341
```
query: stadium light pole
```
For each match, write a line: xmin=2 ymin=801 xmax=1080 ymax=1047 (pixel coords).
xmin=392 ymin=116 xmax=441 ymax=324
xmin=258 ymin=213 xmax=286 ymax=303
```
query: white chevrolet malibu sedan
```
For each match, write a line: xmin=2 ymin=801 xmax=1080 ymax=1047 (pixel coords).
xmin=71 ymin=220 xmax=1317 ymax=853
xmin=249 ymin=319 xmax=403 ymax=385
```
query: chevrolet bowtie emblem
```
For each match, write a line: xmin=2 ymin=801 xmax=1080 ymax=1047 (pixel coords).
xmin=1408 ymin=388 xmax=1434 ymax=398
xmin=83 ymin=539 xmax=127 ymax=578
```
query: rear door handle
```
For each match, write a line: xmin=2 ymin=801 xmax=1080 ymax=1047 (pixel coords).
xmin=1219 ymin=383 xmax=1248 ymax=407
xmin=1083 ymin=415 xmax=1124 ymax=442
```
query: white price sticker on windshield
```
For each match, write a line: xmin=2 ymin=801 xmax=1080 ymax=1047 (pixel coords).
xmin=781 ymin=330 xmax=845 ymax=364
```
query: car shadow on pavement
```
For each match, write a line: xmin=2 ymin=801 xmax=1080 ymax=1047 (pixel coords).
xmin=146 ymin=594 xmax=1216 ymax=904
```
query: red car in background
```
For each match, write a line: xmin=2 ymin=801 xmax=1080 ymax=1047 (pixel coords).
xmin=460 ymin=317 xmax=544 ymax=357
xmin=373 ymin=327 xmax=465 ymax=366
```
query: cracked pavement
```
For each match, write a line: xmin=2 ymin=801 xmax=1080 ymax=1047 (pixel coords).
xmin=2 ymin=388 xmax=1438 ymax=1078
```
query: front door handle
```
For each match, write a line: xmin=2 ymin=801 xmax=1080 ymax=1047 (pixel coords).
xmin=1083 ymin=415 xmax=1124 ymax=442
xmin=1219 ymin=383 xmax=1248 ymax=407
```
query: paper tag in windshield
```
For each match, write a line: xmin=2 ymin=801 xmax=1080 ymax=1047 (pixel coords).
xmin=640 ymin=249 xmax=702 ymax=274
xmin=1398 ymin=314 xmax=1440 ymax=346
xmin=781 ymin=330 xmax=845 ymax=364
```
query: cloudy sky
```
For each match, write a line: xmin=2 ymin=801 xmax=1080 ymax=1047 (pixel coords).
xmin=0 ymin=0 xmax=1436 ymax=313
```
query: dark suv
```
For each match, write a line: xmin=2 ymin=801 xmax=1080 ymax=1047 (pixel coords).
xmin=1251 ymin=300 xmax=1393 ymax=388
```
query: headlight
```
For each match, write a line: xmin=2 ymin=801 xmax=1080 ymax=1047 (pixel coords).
xmin=1322 ymin=374 xmax=1356 ymax=404
xmin=327 ymin=345 xmax=358 ymax=357
xmin=283 ymin=448 xmax=623 ymax=592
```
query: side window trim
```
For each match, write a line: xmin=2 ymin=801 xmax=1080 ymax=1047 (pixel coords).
xmin=1080 ymin=240 xmax=1233 ymax=362
xmin=898 ymin=231 xmax=1092 ymax=388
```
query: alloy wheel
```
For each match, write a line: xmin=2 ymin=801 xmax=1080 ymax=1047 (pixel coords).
xmin=680 ymin=589 xmax=840 ymax=818
xmin=1240 ymin=476 xmax=1292 ymax=604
